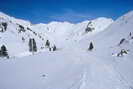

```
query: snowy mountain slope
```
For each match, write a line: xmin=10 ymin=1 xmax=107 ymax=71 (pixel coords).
xmin=0 ymin=12 xmax=113 ymax=57
xmin=31 ymin=18 xmax=113 ymax=45
xmin=0 ymin=11 xmax=133 ymax=89
xmin=0 ymin=12 xmax=55 ymax=57
xmin=78 ymin=10 xmax=133 ymax=88
xmin=67 ymin=17 xmax=113 ymax=41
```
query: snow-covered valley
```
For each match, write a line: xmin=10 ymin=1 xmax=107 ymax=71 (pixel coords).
xmin=0 ymin=11 xmax=133 ymax=89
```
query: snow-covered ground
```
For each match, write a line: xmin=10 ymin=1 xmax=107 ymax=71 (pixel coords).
xmin=0 ymin=11 xmax=133 ymax=89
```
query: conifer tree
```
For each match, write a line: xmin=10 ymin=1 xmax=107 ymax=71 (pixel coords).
xmin=0 ymin=45 xmax=8 ymax=57
xmin=29 ymin=38 xmax=32 ymax=52
xmin=28 ymin=38 xmax=37 ymax=54
xmin=0 ymin=49 xmax=2 ymax=57
xmin=45 ymin=40 xmax=50 ymax=47
xmin=32 ymin=38 xmax=37 ymax=52
xmin=88 ymin=42 xmax=94 ymax=51
xmin=53 ymin=45 xmax=56 ymax=51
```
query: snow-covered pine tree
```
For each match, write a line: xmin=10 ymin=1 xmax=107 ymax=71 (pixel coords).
xmin=53 ymin=45 xmax=56 ymax=51
xmin=29 ymin=38 xmax=32 ymax=52
xmin=32 ymin=38 xmax=37 ymax=52
xmin=28 ymin=38 xmax=37 ymax=54
xmin=0 ymin=49 xmax=2 ymax=57
xmin=85 ymin=21 xmax=94 ymax=33
xmin=0 ymin=45 xmax=8 ymax=58
xmin=85 ymin=27 xmax=92 ymax=32
xmin=45 ymin=40 xmax=50 ymax=47
xmin=88 ymin=42 xmax=94 ymax=51
xmin=49 ymin=47 xmax=51 ymax=51
xmin=1 ymin=22 xmax=7 ymax=32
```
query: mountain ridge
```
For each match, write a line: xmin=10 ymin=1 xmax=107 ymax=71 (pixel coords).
xmin=0 ymin=11 xmax=113 ymax=57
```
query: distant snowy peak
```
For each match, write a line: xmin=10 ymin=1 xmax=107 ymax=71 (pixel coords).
xmin=114 ymin=11 xmax=133 ymax=26
xmin=0 ymin=12 xmax=113 ymax=34
xmin=0 ymin=12 xmax=31 ymax=26
xmin=87 ymin=17 xmax=113 ymax=31
xmin=67 ymin=17 xmax=113 ymax=41
xmin=32 ymin=17 xmax=113 ymax=38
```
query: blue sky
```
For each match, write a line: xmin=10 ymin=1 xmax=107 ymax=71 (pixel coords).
xmin=0 ymin=0 xmax=133 ymax=23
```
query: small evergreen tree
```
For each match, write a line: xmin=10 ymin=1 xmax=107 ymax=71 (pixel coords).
xmin=88 ymin=42 xmax=94 ymax=51
xmin=53 ymin=45 xmax=56 ymax=51
xmin=45 ymin=40 xmax=50 ymax=47
xmin=0 ymin=49 xmax=2 ymax=57
xmin=49 ymin=47 xmax=51 ymax=51
xmin=32 ymin=38 xmax=37 ymax=52
xmin=1 ymin=22 xmax=7 ymax=32
xmin=85 ymin=21 xmax=94 ymax=33
xmin=0 ymin=45 xmax=8 ymax=57
xmin=28 ymin=38 xmax=37 ymax=54
xmin=129 ymin=32 xmax=132 ymax=36
xmin=29 ymin=38 xmax=32 ymax=52
xmin=85 ymin=27 xmax=92 ymax=32
xmin=22 ymin=37 xmax=25 ymax=42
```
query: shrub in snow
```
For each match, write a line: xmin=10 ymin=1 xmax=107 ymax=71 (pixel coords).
xmin=48 ymin=45 xmax=57 ymax=52
xmin=0 ymin=22 xmax=7 ymax=32
xmin=85 ymin=21 xmax=94 ymax=33
xmin=119 ymin=38 xmax=126 ymax=46
xmin=27 ymin=27 xmax=32 ymax=31
xmin=129 ymin=32 xmax=133 ymax=39
xmin=117 ymin=49 xmax=129 ymax=57
xmin=18 ymin=24 xmax=25 ymax=33
xmin=85 ymin=27 xmax=93 ymax=32
xmin=2 ymin=22 xmax=7 ymax=31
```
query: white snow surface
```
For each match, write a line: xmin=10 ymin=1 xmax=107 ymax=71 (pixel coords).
xmin=0 ymin=11 xmax=133 ymax=89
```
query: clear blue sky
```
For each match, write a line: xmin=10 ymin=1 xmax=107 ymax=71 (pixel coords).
xmin=0 ymin=0 xmax=133 ymax=23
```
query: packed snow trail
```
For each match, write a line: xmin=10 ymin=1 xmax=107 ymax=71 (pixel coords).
xmin=0 ymin=47 xmax=131 ymax=89
xmin=56 ymin=44 xmax=131 ymax=89
xmin=78 ymin=52 xmax=129 ymax=89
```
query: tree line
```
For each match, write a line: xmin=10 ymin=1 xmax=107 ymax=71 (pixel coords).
xmin=0 ymin=38 xmax=93 ymax=59
xmin=28 ymin=38 xmax=57 ymax=54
